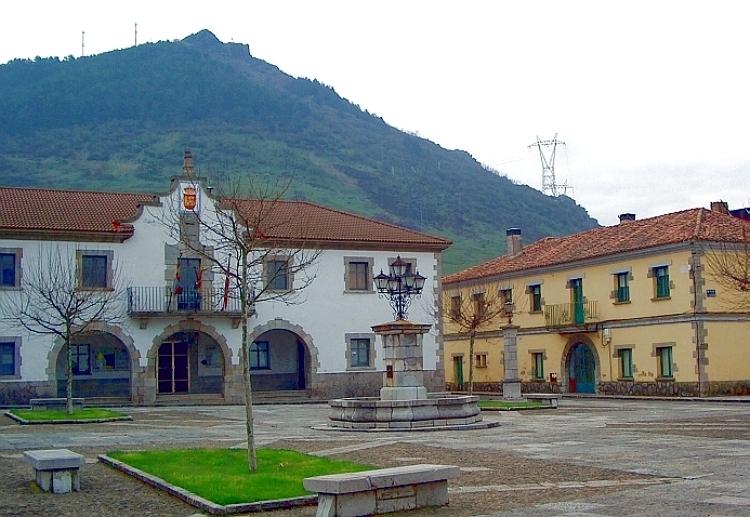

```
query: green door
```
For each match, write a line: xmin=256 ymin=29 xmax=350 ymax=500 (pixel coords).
xmin=453 ymin=356 xmax=464 ymax=390
xmin=571 ymin=278 xmax=584 ymax=325
xmin=568 ymin=343 xmax=596 ymax=393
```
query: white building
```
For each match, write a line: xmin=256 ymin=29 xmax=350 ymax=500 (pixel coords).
xmin=0 ymin=155 xmax=450 ymax=405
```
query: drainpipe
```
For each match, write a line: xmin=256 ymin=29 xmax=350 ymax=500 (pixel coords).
xmin=691 ymin=244 xmax=703 ymax=397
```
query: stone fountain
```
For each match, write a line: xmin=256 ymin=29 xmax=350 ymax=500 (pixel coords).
xmin=324 ymin=258 xmax=498 ymax=431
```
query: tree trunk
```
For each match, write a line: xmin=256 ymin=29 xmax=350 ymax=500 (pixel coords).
xmin=240 ymin=251 xmax=257 ymax=472
xmin=65 ymin=337 xmax=73 ymax=415
xmin=468 ymin=331 xmax=475 ymax=395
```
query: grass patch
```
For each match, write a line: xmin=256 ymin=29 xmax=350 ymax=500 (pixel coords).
xmin=10 ymin=408 xmax=128 ymax=421
xmin=107 ymin=448 xmax=372 ymax=505
xmin=478 ymin=400 xmax=545 ymax=410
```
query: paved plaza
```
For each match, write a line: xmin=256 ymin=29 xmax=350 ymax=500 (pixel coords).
xmin=0 ymin=398 xmax=748 ymax=516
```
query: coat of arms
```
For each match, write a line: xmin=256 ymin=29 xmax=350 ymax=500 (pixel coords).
xmin=182 ymin=186 xmax=198 ymax=211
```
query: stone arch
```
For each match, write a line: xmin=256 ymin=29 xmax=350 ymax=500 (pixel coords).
xmin=46 ymin=322 xmax=140 ymax=400
xmin=247 ymin=318 xmax=320 ymax=390
xmin=146 ymin=319 xmax=234 ymax=374
xmin=560 ymin=334 xmax=602 ymax=394
xmin=46 ymin=322 xmax=141 ymax=381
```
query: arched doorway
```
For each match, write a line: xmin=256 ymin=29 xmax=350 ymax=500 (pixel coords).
xmin=249 ymin=329 xmax=309 ymax=391
xmin=157 ymin=331 xmax=225 ymax=395
xmin=566 ymin=342 xmax=597 ymax=393
xmin=55 ymin=331 xmax=132 ymax=399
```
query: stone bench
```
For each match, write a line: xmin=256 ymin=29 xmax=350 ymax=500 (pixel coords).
xmin=30 ymin=398 xmax=84 ymax=411
xmin=303 ymin=464 xmax=459 ymax=517
xmin=24 ymin=449 xmax=85 ymax=493
xmin=526 ymin=393 xmax=560 ymax=408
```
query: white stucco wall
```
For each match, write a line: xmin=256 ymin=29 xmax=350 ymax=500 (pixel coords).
xmin=0 ymin=180 xmax=443 ymax=385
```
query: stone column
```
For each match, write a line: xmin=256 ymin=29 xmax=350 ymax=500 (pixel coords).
xmin=502 ymin=325 xmax=523 ymax=400
xmin=372 ymin=320 xmax=432 ymax=401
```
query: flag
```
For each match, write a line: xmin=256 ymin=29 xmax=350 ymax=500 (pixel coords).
xmin=173 ymin=260 xmax=182 ymax=295
xmin=222 ymin=255 xmax=231 ymax=311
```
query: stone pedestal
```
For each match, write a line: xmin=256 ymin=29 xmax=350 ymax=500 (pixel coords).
xmin=371 ymin=320 xmax=432 ymax=401
xmin=502 ymin=325 xmax=523 ymax=400
xmin=24 ymin=449 xmax=84 ymax=494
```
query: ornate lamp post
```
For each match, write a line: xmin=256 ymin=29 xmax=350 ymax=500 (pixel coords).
xmin=373 ymin=256 xmax=426 ymax=320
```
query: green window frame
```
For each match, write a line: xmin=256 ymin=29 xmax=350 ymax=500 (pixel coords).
xmin=81 ymin=254 xmax=108 ymax=289
xmin=72 ymin=344 xmax=91 ymax=375
xmin=0 ymin=342 xmax=16 ymax=376
xmin=350 ymin=338 xmax=371 ymax=368
xmin=615 ymin=272 xmax=630 ymax=302
xmin=347 ymin=261 xmax=370 ymax=291
xmin=532 ymin=352 xmax=544 ymax=380
xmin=654 ymin=266 xmax=670 ymax=299
xmin=657 ymin=346 xmax=673 ymax=378
xmin=249 ymin=341 xmax=270 ymax=370
xmin=529 ymin=284 xmax=542 ymax=312
xmin=619 ymin=348 xmax=633 ymax=378
xmin=266 ymin=260 xmax=289 ymax=291
xmin=0 ymin=253 xmax=16 ymax=287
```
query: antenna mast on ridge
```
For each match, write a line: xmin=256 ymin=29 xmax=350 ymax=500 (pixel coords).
xmin=81 ymin=31 xmax=85 ymax=57
xmin=134 ymin=23 xmax=138 ymax=46
xmin=528 ymin=134 xmax=571 ymax=197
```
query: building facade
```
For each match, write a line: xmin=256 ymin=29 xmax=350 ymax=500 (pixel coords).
xmin=442 ymin=204 xmax=750 ymax=397
xmin=0 ymin=160 xmax=450 ymax=405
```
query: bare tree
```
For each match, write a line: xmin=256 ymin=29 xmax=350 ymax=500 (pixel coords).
xmin=167 ymin=175 xmax=319 ymax=471
xmin=703 ymin=238 xmax=750 ymax=310
xmin=443 ymin=288 xmax=508 ymax=395
xmin=0 ymin=245 xmax=122 ymax=414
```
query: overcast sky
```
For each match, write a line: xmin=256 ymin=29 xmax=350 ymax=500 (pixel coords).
xmin=2 ymin=1 xmax=749 ymax=225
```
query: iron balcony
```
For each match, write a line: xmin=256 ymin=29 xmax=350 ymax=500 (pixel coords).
xmin=543 ymin=301 xmax=599 ymax=328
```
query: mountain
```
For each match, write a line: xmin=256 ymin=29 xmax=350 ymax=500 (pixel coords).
xmin=0 ymin=29 xmax=598 ymax=273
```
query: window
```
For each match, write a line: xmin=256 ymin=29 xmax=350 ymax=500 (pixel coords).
xmin=450 ymin=295 xmax=461 ymax=318
xmin=653 ymin=266 xmax=670 ymax=299
xmin=615 ymin=272 xmax=630 ymax=303
xmin=346 ymin=261 xmax=370 ymax=291
xmin=0 ymin=253 xmax=16 ymax=287
xmin=475 ymin=353 xmax=487 ymax=368
xmin=500 ymin=288 xmax=513 ymax=315
xmin=619 ymin=348 xmax=633 ymax=378
xmin=350 ymin=338 xmax=371 ymax=368
xmin=472 ymin=292 xmax=486 ymax=317
xmin=529 ymin=284 xmax=542 ymax=312
xmin=80 ymin=254 xmax=108 ymax=288
xmin=265 ymin=259 xmax=289 ymax=291
xmin=657 ymin=346 xmax=673 ymax=378
xmin=532 ymin=352 xmax=544 ymax=380
xmin=249 ymin=341 xmax=270 ymax=370
xmin=72 ymin=344 xmax=91 ymax=375
xmin=0 ymin=341 xmax=16 ymax=376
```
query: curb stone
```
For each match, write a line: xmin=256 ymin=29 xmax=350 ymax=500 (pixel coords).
xmin=98 ymin=454 xmax=317 ymax=515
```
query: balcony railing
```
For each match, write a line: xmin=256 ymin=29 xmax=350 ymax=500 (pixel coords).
xmin=127 ymin=287 xmax=242 ymax=316
xmin=544 ymin=301 xmax=599 ymax=328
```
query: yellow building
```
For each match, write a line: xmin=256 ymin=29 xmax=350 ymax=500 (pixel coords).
xmin=442 ymin=203 xmax=750 ymax=397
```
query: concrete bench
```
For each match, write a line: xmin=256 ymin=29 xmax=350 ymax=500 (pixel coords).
xmin=24 ymin=449 xmax=85 ymax=493
xmin=30 ymin=398 xmax=84 ymax=411
xmin=304 ymin=464 xmax=459 ymax=517
xmin=526 ymin=393 xmax=560 ymax=408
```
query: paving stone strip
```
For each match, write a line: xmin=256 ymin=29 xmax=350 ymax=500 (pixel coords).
xmin=452 ymin=477 xmax=680 ymax=494
xmin=308 ymin=439 xmax=399 ymax=457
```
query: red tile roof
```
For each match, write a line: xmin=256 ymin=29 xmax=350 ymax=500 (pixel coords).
xmin=444 ymin=208 xmax=750 ymax=285
xmin=226 ymin=198 xmax=450 ymax=249
xmin=0 ymin=187 xmax=156 ymax=237
xmin=0 ymin=186 xmax=450 ymax=249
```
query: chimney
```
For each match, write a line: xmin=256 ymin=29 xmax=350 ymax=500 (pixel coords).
xmin=618 ymin=213 xmax=636 ymax=224
xmin=506 ymin=228 xmax=522 ymax=256
xmin=710 ymin=201 xmax=729 ymax=214
xmin=182 ymin=148 xmax=194 ymax=177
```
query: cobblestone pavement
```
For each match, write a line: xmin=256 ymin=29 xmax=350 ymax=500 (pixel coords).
xmin=0 ymin=399 xmax=748 ymax=516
